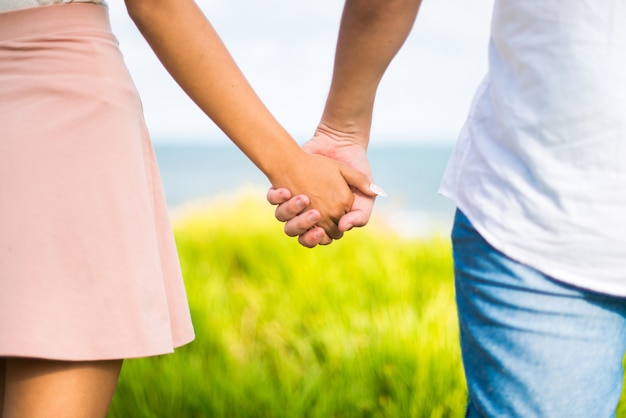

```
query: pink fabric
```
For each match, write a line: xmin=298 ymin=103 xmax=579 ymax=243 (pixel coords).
xmin=0 ymin=3 xmax=195 ymax=360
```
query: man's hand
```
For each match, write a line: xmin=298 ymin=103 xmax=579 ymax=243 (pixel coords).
xmin=267 ymin=0 xmax=417 ymax=247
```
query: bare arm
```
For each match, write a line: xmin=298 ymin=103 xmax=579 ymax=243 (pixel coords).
xmin=270 ymin=0 xmax=421 ymax=247
xmin=124 ymin=0 xmax=376 ymax=238
xmin=320 ymin=0 xmax=422 ymax=142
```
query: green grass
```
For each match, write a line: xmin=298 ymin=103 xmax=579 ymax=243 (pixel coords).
xmin=107 ymin=190 xmax=626 ymax=417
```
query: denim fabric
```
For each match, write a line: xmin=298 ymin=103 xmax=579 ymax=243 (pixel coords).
xmin=452 ymin=209 xmax=626 ymax=417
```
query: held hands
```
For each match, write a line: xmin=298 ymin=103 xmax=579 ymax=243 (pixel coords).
xmin=268 ymin=125 xmax=380 ymax=247
xmin=269 ymin=149 xmax=377 ymax=240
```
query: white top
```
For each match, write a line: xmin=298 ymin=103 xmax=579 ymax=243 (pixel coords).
xmin=440 ymin=0 xmax=626 ymax=295
xmin=0 ymin=0 xmax=104 ymax=12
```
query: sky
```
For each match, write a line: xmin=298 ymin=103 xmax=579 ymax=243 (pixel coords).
xmin=108 ymin=0 xmax=494 ymax=145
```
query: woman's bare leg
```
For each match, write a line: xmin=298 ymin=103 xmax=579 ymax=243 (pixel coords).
xmin=0 ymin=359 xmax=6 ymax=414
xmin=2 ymin=357 xmax=122 ymax=418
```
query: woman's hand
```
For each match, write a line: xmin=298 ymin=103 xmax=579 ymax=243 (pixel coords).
xmin=268 ymin=124 xmax=379 ymax=247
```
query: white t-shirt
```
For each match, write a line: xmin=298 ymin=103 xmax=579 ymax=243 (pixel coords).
xmin=440 ymin=0 xmax=626 ymax=295
xmin=0 ymin=0 xmax=104 ymax=12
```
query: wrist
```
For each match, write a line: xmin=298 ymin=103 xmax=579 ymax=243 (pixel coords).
xmin=314 ymin=121 xmax=370 ymax=150
xmin=260 ymin=141 xmax=307 ymax=187
xmin=319 ymin=88 xmax=375 ymax=140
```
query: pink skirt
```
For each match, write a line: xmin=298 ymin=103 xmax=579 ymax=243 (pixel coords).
xmin=0 ymin=3 xmax=195 ymax=360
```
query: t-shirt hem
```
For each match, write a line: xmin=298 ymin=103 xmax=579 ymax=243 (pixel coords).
xmin=448 ymin=198 xmax=626 ymax=298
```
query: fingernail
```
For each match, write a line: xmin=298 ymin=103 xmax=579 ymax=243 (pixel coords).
xmin=296 ymin=198 xmax=306 ymax=209
xmin=370 ymin=183 xmax=387 ymax=197
xmin=307 ymin=213 xmax=319 ymax=222
xmin=345 ymin=224 xmax=353 ymax=231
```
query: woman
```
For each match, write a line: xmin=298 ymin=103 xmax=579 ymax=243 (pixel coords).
xmin=0 ymin=0 xmax=377 ymax=416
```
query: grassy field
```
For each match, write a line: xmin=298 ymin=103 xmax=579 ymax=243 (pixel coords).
xmin=107 ymin=191 xmax=626 ymax=417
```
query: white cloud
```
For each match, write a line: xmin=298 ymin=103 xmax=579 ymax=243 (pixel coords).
xmin=108 ymin=0 xmax=493 ymax=145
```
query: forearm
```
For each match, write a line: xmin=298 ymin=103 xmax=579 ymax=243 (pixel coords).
xmin=321 ymin=0 xmax=421 ymax=144
xmin=124 ymin=0 xmax=302 ymax=183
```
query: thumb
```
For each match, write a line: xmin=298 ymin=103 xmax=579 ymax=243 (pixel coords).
xmin=338 ymin=209 xmax=371 ymax=233
xmin=340 ymin=166 xmax=387 ymax=198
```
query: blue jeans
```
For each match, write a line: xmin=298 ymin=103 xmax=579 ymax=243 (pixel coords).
xmin=452 ymin=210 xmax=626 ymax=417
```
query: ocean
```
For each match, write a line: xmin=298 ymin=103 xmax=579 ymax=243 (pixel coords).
xmin=154 ymin=143 xmax=457 ymax=237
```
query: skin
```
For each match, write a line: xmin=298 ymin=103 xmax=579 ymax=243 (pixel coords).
xmin=0 ymin=360 xmax=4 ymax=413
xmin=3 ymin=0 xmax=382 ymax=415
xmin=268 ymin=0 xmax=422 ymax=247
xmin=1 ymin=358 xmax=122 ymax=418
